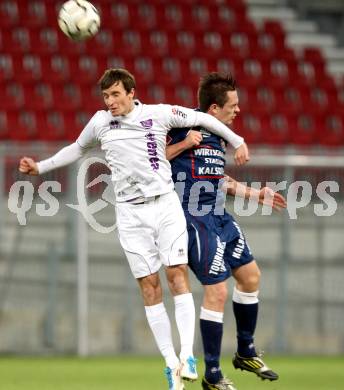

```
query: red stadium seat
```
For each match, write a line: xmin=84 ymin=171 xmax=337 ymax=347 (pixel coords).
xmin=0 ymin=54 xmax=14 ymax=82
xmin=129 ymin=3 xmax=157 ymax=31
xmin=154 ymin=57 xmax=183 ymax=86
xmin=262 ymin=20 xmax=285 ymax=45
xmin=169 ymin=31 xmax=197 ymax=58
xmin=24 ymin=83 xmax=54 ymax=111
xmin=101 ymin=2 xmax=130 ymax=30
xmin=132 ymin=57 xmax=155 ymax=85
xmin=80 ymin=84 xmax=104 ymax=112
xmin=302 ymin=47 xmax=325 ymax=69
xmin=197 ymin=32 xmax=224 ymax=59
xmin=70 ymin=55 xmax=102 ymax=85
xmin=249 ymin=86 xmax=276 ymax=115
xmin=276 ymin=86 xmax=303 ymax=116
xmin=186 ymin=4 xmax=214 ymax=32
xmin=41 ymin=55 xmax=71 ymax=84
xmin=251 ymin=32 xmax=283 ymax=61
xmin=319 ymin=114 xmax=344 ymax=146
xmin=85 ymin=29 xmax=115 ymax=55
xmin=18 ymin=1 xmax=47 ymax=28
xmin=114 ymin=30 xmax=142 ymax=58
xmin=140 ymin=31 xmax=169 ymax=58
xmin=65 ymin=111 xmax=93 ymax=141
xmin=144 ymin=84 xmax=169 ymax=104
xmin=294 ymin=60 xmax=317 ymax=88
xmin=210 ymin=4 xmax=238 ymax=33
xmin=237 ymin=58 xmax=263 ymax=88
xmin=227 ymin=32 xmax=251 ymax=60
xmin=39 ymin=111 xmax=71 ymax=141
xmin=181 ymin=58 xmax=210 ymax=87
xmin=156 ymin=4 xmax=184 ymax=32
xmin=12 ymin=54 xmax=42 ymax=84
xmin=30 ymin=27 xmax=59 ymax=55
xmin=1 ymin=27 xmax=31 ymax=54
xmin=105 ymin=55 xmax=128 ymax=70
xmin=7 ymin=110 xmax=42 ymax=141
xmin=52 ymin=84 xmax=82 ymax=112
xmin=56 ymin=30 xmax=87 ymax=57
xmin=173 ymin=85 xmax=196 ymax=107
xmin=290 ymin=113 xmax=318 ymax=145
xmin=261 ymin=113 xmax=290 ymax=145
xmin=215 ymin=58 xmax=236 ymax=76
xmin=262 ymin=59 xmax=290 ymax=88
xmin=234 ymin=114 xmax=264 ymax=144
xmin=0 ymin=81 xmax=24 ymax=110
xmin=305 ymin=87 xmax=332 ymax=115
xmin=0 ymin=0 xmax=19 ymax=28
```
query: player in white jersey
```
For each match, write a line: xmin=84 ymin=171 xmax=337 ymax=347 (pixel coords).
xmin=18 ymin=69 xmax=249 ymax=390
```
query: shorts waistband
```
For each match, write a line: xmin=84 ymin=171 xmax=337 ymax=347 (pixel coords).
xmin=126 ymin=194 xmax=161 ymax=205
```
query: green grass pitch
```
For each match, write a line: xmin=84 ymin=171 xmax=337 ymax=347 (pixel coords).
xmin=0 ymin=355 xmax=342 ymax=389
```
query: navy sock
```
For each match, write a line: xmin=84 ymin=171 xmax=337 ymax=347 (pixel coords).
xmin=200 ymin=319 xmax=223 ymax=384
xmin=233 ymin=301 xmax=258 ymax=357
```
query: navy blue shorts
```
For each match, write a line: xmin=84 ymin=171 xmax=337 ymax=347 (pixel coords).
xmin=186 ymin=212 xmax=254 ymax=285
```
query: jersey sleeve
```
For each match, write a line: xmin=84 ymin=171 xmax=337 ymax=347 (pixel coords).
xmin=37 ymin=142 xmax=85 ymax=174
xmin=162 ymin=105 xmax=244 ymax=149
xmin=76 ymin=111 xmax=100 ymax=149
xmin=37 ymin=112 xmax=101 ymax=174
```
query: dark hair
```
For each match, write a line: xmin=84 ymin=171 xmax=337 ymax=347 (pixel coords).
xmin=198 ymin=72 xmax=237 ymax=112
xmin=98 ymin=68 xmax=136 ymax=93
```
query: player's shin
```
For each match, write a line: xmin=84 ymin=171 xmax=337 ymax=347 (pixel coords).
xmin=145 ymin=302 xmax=180 ymax=369
xmin=174 ymin=293 xmax=198 ymax=381
xmin=232 ymin=286 xmax=259 ymax=357
xmin=200 ymin=306 xmax=224 ymax=384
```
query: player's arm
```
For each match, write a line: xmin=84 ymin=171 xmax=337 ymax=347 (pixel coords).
xmin=19 ymin=112 xmax=99 ymax=175
xmin=166 ymin=130 xmax=202 ymax=161
xmin=19 ymin=142 xmax=86 ymax=175
xmin=224 ymin=176 xmax=287 ymax=211
xmin=166 ymin=105 xmax=249 ymax=165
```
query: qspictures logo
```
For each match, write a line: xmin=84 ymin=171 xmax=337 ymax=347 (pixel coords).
xmin=7 ymin=158 xmax=341 ymax=233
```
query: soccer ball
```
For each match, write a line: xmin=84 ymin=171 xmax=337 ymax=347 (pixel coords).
xmin=58 ymin=0 xmax=101 ymax=41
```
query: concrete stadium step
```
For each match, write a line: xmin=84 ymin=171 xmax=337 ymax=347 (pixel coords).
xmin=248 ymin=6 xmax=297 ymax=23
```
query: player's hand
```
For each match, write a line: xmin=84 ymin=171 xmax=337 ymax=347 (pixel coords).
xmin=183 ymin=130 xmax=203 ymax=149
xmin=258 ymin=187 xmax=287 ymax=211
xmin=19 ymin=157 xmax=39 ymax=176
xmin=234 ymin=142 xmax=250 ymax=166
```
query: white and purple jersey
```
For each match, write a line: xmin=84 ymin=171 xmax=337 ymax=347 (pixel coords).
xmin=38 ymin=100 xmax=244 ymax=203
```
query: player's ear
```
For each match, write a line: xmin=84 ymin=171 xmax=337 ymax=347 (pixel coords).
xmin=129 ymin=88 xmax=135 ymax=98
xmin=208 ymin=103 xmax=218 ymax=115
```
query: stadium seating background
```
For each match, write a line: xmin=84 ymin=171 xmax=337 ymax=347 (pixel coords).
xmin=1 ymin=0 xmax=344 ymax=145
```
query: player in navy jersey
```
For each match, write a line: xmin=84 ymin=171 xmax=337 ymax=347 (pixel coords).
xmin=167 ymin=72 xmax=286 ymax=390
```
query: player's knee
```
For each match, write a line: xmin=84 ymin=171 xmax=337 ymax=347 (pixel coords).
xmin=166 ymin=264 xmax=189 ymax=295
xmin=239 ymin=269 xmax=261 ymax=291
xmin=139 ymin=280 xmax=162 ymax=305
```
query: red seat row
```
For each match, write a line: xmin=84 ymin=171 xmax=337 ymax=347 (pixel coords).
xmin=0 ymin=52 xmax=333 ymax=90
xmin=0 ymin=27 xmax=286 ymax=60
xmin=1 ymin=108 xmax=343 ymax=146
xmin=235 ymin=113 xmax=344 ymax=146
xmin=0 ymin=0 xmax=248 ymax=31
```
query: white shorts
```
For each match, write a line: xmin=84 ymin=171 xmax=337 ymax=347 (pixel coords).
xmin=115 ymin=191 xmax=188 ymax=278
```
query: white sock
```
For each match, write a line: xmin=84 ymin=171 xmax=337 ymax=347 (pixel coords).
xmin=145 ymin=303 xmax=179 ymax=369
xmin=200 ymin=306 xmax=224 ymax=323
xmin=232 ymin=286 xmax=259 ymax=304
xmin=174 ymin=292 xmax=195 ymax=360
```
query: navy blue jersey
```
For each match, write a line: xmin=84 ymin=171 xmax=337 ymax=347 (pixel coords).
xmin=168 ymin=127 xmax=227 ymax=213
xmin=168 ymin=124 xmax=254 ymax=283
